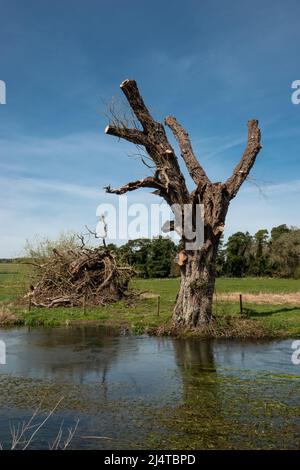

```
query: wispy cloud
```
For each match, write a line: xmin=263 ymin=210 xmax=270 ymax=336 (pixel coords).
xmin=0 ymin=175 xmax=102 ymax=200
xmin=198 ymin=136 xmax=245 ymax=162
xmin=243 ymin=178 xmax=300 ymax=196
xmin=0 ymin=169 xmax=159 ymax=257
xmin=0 ymin=130 xmax=155 ymax=185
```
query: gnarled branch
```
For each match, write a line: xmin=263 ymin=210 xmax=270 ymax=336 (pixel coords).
xmin=165 ymin=115 xmax=210 ymax=186
xmin=105 ymin=125 xmax=146 ymax=146
xmin=104 ymin=81 xmax=261 ymax=215
xmin=105 ymin=79 xmax=190 ymax=205
xmin=226 ymin=119 xmax=262 ymax=199
xmin=104 ymin=176 xmax=164 ymax=195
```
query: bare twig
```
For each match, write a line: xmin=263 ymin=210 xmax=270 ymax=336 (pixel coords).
xmin=22 ymin=397 xmax=64 ymax=450
xmin=0 ymin=398 xmax=79 ymax=450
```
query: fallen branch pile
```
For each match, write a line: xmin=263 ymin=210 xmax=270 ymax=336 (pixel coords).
xmin=25 ymin=247 xmax=135 ymax=308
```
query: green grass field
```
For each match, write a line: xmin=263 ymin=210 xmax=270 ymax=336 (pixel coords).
xmin=1 ymin=263 xmax=300 ymax=336
xmin=0 ymin=262 xmax=30 ymax=302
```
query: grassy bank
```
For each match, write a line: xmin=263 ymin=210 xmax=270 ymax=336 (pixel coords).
xmin=0 ymin=263 xmax=300 ymax=337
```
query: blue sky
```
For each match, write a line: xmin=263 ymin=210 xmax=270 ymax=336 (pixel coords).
xmin=0 ymin=0 xmax=300 ymax=256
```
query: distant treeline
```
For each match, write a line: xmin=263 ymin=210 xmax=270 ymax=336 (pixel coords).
xmin=217 ymin=224 xmax=300 ymax=279
xmin=108 ymin=224 xmax=300 ymax=279
xmin=2 ymin=224 xmax=300 ymax=279
xmin=108 ymin=237 xmax=179 ymax=278
xmin=0 ymin=258 xmax=24 ymax=263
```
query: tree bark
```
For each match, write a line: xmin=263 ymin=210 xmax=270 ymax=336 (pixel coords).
xmin=104 ymin=79 xmax=262 ymax=329
xmin=174 ymin=231 xmax=221 ymax=327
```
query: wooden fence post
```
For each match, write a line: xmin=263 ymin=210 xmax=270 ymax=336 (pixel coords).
xmin=83 ymin=291 xmax=87 ymax=315
xmin=239 ymin=294 xmax=243 ymax=315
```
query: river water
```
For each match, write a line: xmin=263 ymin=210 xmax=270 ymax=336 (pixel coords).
xmin=0 ymin=326 xmax=299 ymax=449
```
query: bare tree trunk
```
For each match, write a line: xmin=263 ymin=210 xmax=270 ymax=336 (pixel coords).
xmin=104 ymin=79 xmax=262 ymax=330
xmin=174 ymin=238 xmax=219 ymax=327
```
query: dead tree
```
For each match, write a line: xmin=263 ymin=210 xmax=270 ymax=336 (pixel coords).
xmin=104 ymin=79 xmax=262 ymax=328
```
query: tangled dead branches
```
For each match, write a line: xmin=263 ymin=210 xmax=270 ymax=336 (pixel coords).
xmin=25 ymin=246 xmax=135 ymax=308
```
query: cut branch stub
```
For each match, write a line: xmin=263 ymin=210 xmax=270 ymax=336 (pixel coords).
xmin=119 ymin=79 xmax=154 ymax=132
xmin=105 ymin=125 xmax=146 ymax=146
